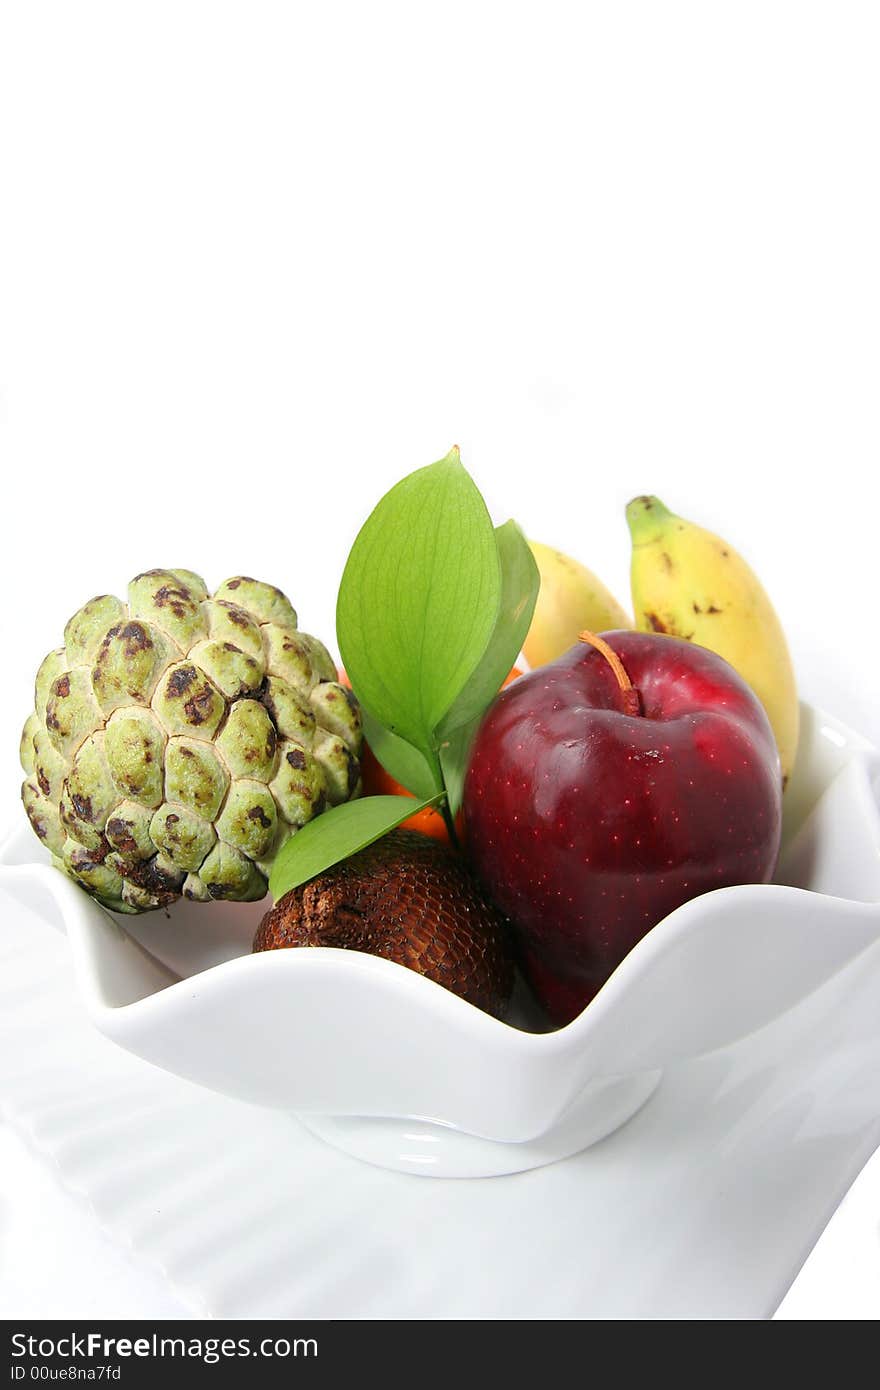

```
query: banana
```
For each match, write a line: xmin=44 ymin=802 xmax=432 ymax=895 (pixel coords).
xmin=626 ymin=495 xmax=799 ymax=786
xmin=522 ymin=540 xmax=631 ymax=669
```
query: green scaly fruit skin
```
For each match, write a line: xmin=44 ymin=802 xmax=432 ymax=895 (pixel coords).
xmin=20 ymin=569 xmax=363 ymax=914
xmin=627 ymin=495 xmax=799 ymax=787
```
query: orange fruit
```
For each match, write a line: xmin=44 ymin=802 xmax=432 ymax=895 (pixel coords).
xmin=360 ymin=742 xmax=454 ymax=840
xmin=342 ymin=667 xmax=523 ymax=844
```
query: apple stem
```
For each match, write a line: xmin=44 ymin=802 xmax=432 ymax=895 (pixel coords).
xmin=577 ymin=631 xmax=642 ymax=716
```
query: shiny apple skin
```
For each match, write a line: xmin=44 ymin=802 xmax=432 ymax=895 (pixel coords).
xmin=463 ymin=631 xmax=783 ymax=1026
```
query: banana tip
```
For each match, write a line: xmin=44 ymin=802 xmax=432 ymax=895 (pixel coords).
xmin=626 ymin=494 xmax=671 ymax=539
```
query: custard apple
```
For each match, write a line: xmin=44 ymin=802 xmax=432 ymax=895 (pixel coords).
xmin=20 ymin=570 xmax=362 ymax=913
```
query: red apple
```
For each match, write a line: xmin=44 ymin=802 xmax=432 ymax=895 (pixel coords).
xmin=463 ymin=630 xmax=782 ymax=1025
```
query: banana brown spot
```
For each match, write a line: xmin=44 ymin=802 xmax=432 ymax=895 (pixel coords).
xmin=644 ymin=612 xmax=668 ymax=633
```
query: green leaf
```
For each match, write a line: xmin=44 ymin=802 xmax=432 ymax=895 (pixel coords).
xmin=437 ymin=519 xmax=539 ymax=736
xmin=361 ymin=707 xmax=440 ymax=800
xmin=336 ymin=447 xmax=502 ymax=763
xmin=439 ymin=717 xmax=480 ymax=819
xmin=268 ymin=794 xmax=442 ymax=902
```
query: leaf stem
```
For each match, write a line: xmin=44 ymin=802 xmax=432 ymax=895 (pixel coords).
xmin=439 ymin=796 xmax=460 ymax=850
xmin=425 ymin=744 xmax=460 ymax=849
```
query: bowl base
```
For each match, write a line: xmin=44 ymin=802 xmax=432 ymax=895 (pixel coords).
xmin=299 ymin=1070 xmax=662 ymax=1177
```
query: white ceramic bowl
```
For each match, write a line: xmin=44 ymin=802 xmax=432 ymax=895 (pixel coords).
xmin=2 ymin=703 xmax=879 ymax=1177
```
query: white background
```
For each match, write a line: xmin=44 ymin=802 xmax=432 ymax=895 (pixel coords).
xmin=0 ymin=1 xmax=878 ymax=1319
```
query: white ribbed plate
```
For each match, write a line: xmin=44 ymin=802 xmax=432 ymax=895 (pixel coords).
xmin=2 ymin=884 xmax=880 ymax=1318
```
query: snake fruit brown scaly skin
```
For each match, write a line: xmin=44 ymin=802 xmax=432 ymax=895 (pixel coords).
xmin=253 ymin=830 xmax=514 ymax=1019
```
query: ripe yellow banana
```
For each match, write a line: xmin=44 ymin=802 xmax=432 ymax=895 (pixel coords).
xmin=522 ymin=540 xmax=631 ymax=669
xmin=627 ymin=495 xmax=799 ymax=786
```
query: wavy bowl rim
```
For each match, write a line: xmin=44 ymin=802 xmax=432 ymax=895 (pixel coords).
xmin=2 ymin=702 xmax=879 ymax=1062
